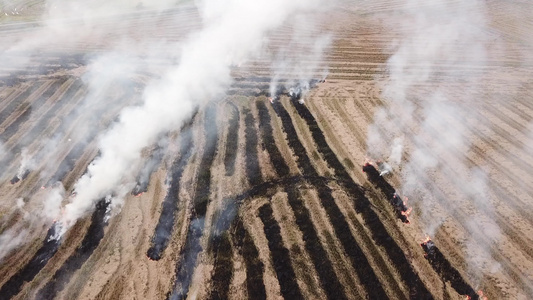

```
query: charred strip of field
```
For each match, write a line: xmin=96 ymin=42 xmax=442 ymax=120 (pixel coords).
xmin=2 ymin=78 xmax=68 ymax=142
xmin=243 ymin=108 xmax=262 ymax=186
xmin=168 ymin=105 xmax=218 ymax=300
xmin=35 ymin=199 xmax=110 ymax=300
xmin=362 ymin=163 xmax=410 ymax=223
xmin=256 ymin=101 xmax=290 ymax=177
xmin=146 ymin=126 xmax=194 ymax=260
xmin=272 ymin=101 xmax=388 ymax=299
xmin=270 ymin=102 xmax=317 ymax=177
xmin=132 ymin=136 xmax=171 ymax=196
xmin=258 ymin=203 xmax=304 ymax=300
xmin=289 ymin=99 xmax=433 ymax=299
xmin=18 ymin=79 xmax=83 ymax=149
xmin=46 ymin=141 xmax=88 ymax=187
xmin=232 ymin=217 xmax=267 ymax=300
xmin=313 ymin=179 xmax=389 ymax=299
xmin=0 ymin=81 xmax=45 ymax=126
xmin=207 ymin=195 xmax=238 ymax=300
xmin=421 ymin=240 xmax=478 ymax=299
xmin=31 ymin=78 xmax=69 ymax=111
xmin=207 ymin=233 xmax=233 ymax=300
xmin=224 ymin=102 xmax=239 ymax=176
xmin=0 ymin=224 xmax=61 ymax=300
xmin=10 ymin=169 xmax=29 ymax=184
xmin=285 ymin=186 xmax=347 ymax=300
xmin=168 ymin=218 xmax=205 ymax=300
xmin=0 ymin=106 xmax=32 ymax=143
xmin=0 ymin=79 xmax=83 ymax=179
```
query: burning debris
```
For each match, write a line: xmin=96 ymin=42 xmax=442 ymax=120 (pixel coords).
xmin=363 ymin=162 xmax=411 ymax=223
xmin=377 ymin=160 xmax=392 ymax=176
xmin=131 ymin=184 xmax=147 ymax=197
xmin=420 ymin=237 xmax=482 ymax=300
xmin=10 ymin=169 xmax=29 ymax=184
xmin=268 ymin=78 xmax=324 ymax=104
xmin=0 ymin=222 xmax=62 ymax=299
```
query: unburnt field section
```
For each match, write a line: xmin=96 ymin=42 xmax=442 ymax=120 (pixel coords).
xmin=1 ymin=1 xmax=533 ymax=300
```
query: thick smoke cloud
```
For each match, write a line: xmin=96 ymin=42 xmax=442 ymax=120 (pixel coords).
xmin=60 ymin=0 xmax=326 ymax=229
xmin=0 ymin=0 xmax=330 ymax=258
xmin=367 ymin=0 xmax=504 ymax=282
xmin=268 ymin=14 xmax=331 ymax=101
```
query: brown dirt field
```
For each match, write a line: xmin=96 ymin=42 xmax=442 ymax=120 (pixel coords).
xmin=0 ymin=1 xmax=532 ymax=300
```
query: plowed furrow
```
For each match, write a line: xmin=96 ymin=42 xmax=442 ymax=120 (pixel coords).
xmin=256 ymin=101 xmax=290 ymax=177
xmin=271 ymin=100 xmax=390 ymax=299
xmin=285 ymin=186 xmax=348 ymax=300
xmin=244 ymin=108 xmax=262 ymax=186
xmin=0 ymin=225 xmax=61 ymax=300
xmin=0 ymin=81 xmax=44 ymax=127
xmin=409 ymin=165 xmax=533 ymax=297
xmin=0 ymin=105 xmax=32 ymax=143
xmin=207 ymin=233 xmax=233 ymax=300
xmin=232 ymin=218 xmax=266 ymax=300
xmin=288 ymin=99 xmax=433 ymax=299
xmin=223 ymin=102 xmax=239 ymax=176
xmin=147 ymin=120 xmax=195 ymax=260
xmin=258 ymin=203 xmax=304 ymax=300
xmin=35 ymin=199 xmax=110 ymax=300
xmin=168 ymin=105 xmax=218 ymax=300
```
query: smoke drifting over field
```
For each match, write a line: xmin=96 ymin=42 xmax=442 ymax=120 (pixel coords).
xmin=58 ymin=0 xmax=327 ymax=229
xmin=0 ymin=0 xmax=331 ymax=257
xmin=367 ymin=0 xmax=505 ymax=281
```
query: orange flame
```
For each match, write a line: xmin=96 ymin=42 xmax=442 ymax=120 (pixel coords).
xmin=421 ymin=236 xmax=431 ymax=244
xmin=401 ymin=207 xmax=413 ymax=216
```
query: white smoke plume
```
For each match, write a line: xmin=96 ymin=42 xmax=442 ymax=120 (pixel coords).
xmin=268 ymin=15 xmax=332 ymax=101
xmin=58 ymin=0 xmax=328 ymax=230
xmin=0 ymin=183 xmax=62 ymax=261
xmin=367 ymin=0 xmax=510 ymax=284
xmin=16 ymin=147 xmax=33 ymax=179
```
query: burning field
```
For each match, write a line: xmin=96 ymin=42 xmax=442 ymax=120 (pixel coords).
xmin=1 ymin=0 xmax=533 ymax=299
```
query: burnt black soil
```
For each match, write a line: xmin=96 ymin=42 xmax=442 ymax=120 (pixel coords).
xmin=0 ymin=78 xmax=68 ymax=144
xmin=256 ymin=101 xmax=290 ymax=177
xmin=207 ymin=196 xmax=238 ymax=300
xmin=147 ymin=125 xmax=194 ymax=260
xmin=223 ymin=102 xmax=239 ymax=176
xmin=45 ymin=141 xmax=87 ymax=187
xmin=193 ymin=105 xmax=218 ymax=217
xmin=272 ymin=100 xmax=389 ymax=299
xmin=289 ymin=99 xmax=433 ymax=299
xmin=285 ymin=186 xmax=348 ymax=300
xmin=363 ymin=163 xmax=410 ymax=223
xmin=1 ymin=105 xmax=32 ymax=143
xmin=0 ymin=81 xmax=45 ymax=128
xmin=243 ymin=108 xmax=262 ymax=186
xmin=207 ymin=232 xmax=233 ymax=300
xmin=132 ymin=143 xmax=165 ymax=196
xmin=258 ymin=203 xmax=304 ymax=300
xmin=0 ymin=224 xmax=61 ymax=300
xmin=0 ymin=79 xmax=83 ymax=179
xmin=35 ymin=199 xmax=110 ymax=300
xmin=256 ymin=100 xmax=346 ymax=299
xmin=232 ymin=217 xmax=266 ymax=300
xmin=168 ymin=105 xmax=219 ymax=300
xmin=10 ymin=169 xmax=30 ymax=184
xmin=421 ymin=240 xmax=479 ymax=299
xmin=168 ymin=218 xmax=205 ymax=300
